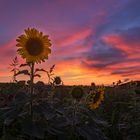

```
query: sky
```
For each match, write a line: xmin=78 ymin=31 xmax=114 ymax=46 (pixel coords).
xmin=0 ymin=0 xmax=140 ymax=85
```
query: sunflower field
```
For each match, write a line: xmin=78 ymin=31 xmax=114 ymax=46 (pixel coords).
xmin=0 ymin=28 xmax=140 ymax=140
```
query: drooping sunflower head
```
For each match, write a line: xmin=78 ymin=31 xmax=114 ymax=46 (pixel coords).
xmin=16 ymin=28 xmax=51 ymax=63
xmin=87 ymin=86 xmax=105 ymax=110
xmin=53 ymin=76 xmax=62 ymax=85
xmin=71 ymin=86 xmax=84 ymax=101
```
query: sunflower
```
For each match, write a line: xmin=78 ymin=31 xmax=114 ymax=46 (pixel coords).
xmin=16 ymin=28 xmax=51 ymax=63
xmin=87 ymin=86 xmax=105 ymax=110
xmin=71 ymin=86 xmax=84 ymax=101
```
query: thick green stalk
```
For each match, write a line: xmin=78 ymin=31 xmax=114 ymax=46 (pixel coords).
xmin=30 ymin=62 xmax=35 ymax=140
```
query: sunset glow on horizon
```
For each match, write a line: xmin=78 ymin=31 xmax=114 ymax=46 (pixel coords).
xmin=0 ymin=0 xmax=140 ymax=85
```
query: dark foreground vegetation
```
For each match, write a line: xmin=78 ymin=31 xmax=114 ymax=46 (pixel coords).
xmin=0 ymin=81 xmax=140 ymax=140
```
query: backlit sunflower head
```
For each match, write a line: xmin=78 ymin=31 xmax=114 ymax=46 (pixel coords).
xmin=87 ymin=86 xmax=105 ymax=110
xmin=71 ymin=86 xmax=84 ymax=101
xmin=16 ymin=28 xmax=51 ymax=63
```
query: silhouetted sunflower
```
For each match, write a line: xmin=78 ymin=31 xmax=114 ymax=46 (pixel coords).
xmin=16 ymin=28 xmax=51 ymax=63
xmin=71 ymin=86 xmax=84 ymax=100
xmin=87 ymin=86 xmax=105 ymax=109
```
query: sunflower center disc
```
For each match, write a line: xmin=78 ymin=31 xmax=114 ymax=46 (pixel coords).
xmin=26 ymin=38 xmax=43 ymax=56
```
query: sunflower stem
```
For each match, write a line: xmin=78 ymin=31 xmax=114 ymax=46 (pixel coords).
xmin=30 ymin=62 xmax=35 ymax=140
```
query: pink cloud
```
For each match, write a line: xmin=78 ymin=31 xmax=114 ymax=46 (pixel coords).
xmin=55 ymin=28 xmax=93 ymax=47
xmin=100 ymin=34 xmax=140 ymax=80
xmin=103 ymin=35 xmax=140 ymax=56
